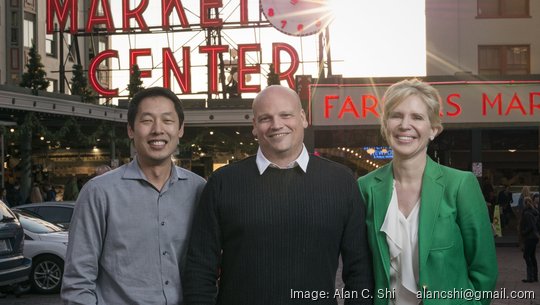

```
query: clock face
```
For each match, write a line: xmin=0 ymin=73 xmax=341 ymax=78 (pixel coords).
xmin=260 ymin=0 xmax=333 ymax=37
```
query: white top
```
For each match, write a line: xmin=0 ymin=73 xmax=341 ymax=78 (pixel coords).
xmin=380 ymin=180 xmax=421 ymax=305
xmin=255 ymin=145 xmax=309 ymax=175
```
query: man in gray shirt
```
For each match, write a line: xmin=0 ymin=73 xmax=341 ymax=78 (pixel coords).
xmin=61 ymin=87 xmax=206 ymax=305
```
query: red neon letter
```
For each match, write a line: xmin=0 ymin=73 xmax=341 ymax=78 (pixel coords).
xmin=47 ymin=0 xmax=77 ymax=34
xmin=272 ymin=43 xmax=300 ymax=89
xmin=199 ymin=45 xmax=229 ymax=93
xmin=86 ymin=0 xmax=115 ymax=32
xmin=338 ymin=96 xmax=360 ymax=119
xmin=162 ymin=47 xmax=191 ymax=93
xmin=240 ymin=0 xmax=248 ymax=25
xmin=324 ymin=95 xmax=339 ymax=118
xmin=482 ymin=93 xmax=502 ymax=116
xmin=505 ymin=93 xmax=526 ymax=116
xmin=237 ymin=44 xmax=261 ymax=93
xmin=162 ymin=0 xmax=189 ymax=30
xmin=362 ymin=95 xmax=379 ymax=118
xmin=446 ymin=93 xmax=462 ymax=117
xmin=200 ymin=0 xmax=223 ymax=28
xmin=89 ymin=50 xmax=118 ymax=97
xmin=129 ymin=49 xmax=152 ymax=79
xmin=122 ymin=0 xmax=149 ymax=32
xmin=529 ymin=92 xmax=540 ymax=115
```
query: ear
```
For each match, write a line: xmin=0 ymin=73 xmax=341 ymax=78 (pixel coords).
xmin=178 ymin=123 xmax=185 ymax=138
xmin=300 ymin=109 xmax=308 ymax=128
xmin=430 ymin=125 xmax=442 ymax=140
xmin=127 ymin=124 xmax=135 ymax=140
xmin=252 ymin=117 xmax=257 ymax=137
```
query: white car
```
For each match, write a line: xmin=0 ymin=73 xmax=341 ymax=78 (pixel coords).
xmin=16 ymin=210 xmax=68 ymax=294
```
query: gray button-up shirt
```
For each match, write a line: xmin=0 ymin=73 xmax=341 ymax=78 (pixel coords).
xmin=61 ymin=159 xmax=205 ymax=305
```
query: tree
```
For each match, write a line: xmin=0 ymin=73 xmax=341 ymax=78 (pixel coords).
xmin=267 ymin=63 xmax=280 ymax=86
xmin=127 ymin=64 xmax=144 ymax=98
xmin=71 ymin=64 xmax=97 ymax=103
xmin=20 ymin=40 xmax=50 ymax=95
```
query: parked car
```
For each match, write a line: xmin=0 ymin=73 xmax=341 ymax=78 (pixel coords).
xmin=15 ymin=210 xmax=67 ymax=294
xmin=13 ymin=202 xmax=75 ymax=230
xmin=0 ymin=200 xmax=32 ymax=289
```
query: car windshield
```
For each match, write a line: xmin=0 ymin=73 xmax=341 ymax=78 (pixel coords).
xmin=17 ymin=212 xmax=65 ymax=233
xmin=0 ymin=201 xmax=16 ymax=222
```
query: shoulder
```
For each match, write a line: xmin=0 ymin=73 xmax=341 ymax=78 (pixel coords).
xmin=308 ymin=155 xmax=354 ymax=176
xmin=209 ymin=155 xmax=257 ymax=180
xmin=85 ymin=165 xmax=126 ymax=189
xmin=175 ymin=166 xmax=206 ymax=186
xmin=357 ymin=163 xmax=390 ymax=192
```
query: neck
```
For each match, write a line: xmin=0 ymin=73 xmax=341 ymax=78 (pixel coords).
xmin=137 ymin=158 xmax=172 ymax=191
xmin=263 ymin=145 xmax=303 ymax=168
xmin=392 ymin=153 xmax=427 ymax=185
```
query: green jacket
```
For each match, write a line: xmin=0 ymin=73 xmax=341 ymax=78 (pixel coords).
xmin=358 ymin=157 xmax=498 ymax=305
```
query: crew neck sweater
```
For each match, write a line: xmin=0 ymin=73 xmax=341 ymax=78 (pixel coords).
xmin=184 ymin=155 xmax=373 ymax=305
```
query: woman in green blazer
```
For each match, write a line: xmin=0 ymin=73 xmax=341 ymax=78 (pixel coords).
xmin=358 ymin=79 xmax=497 ymax=305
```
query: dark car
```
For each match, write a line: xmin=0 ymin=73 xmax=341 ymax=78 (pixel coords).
xmin=0 ymin=200 xmax=32 ymax=289
xmin=13 ymin=202 xmax=75 ymax=230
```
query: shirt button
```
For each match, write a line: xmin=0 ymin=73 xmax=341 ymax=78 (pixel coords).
xmin=161 ymin=221 xmax=165 ymax=226
xmin=165 ymin=281 xmax=169 ymax=285
xmin=162 ymin=251 xmax=167 ymax=255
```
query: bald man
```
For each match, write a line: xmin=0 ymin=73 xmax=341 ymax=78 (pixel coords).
xmin=184 ymin=86 xmax=373 ymax=305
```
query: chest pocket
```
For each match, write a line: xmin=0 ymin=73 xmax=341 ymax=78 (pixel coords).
xmin=429 ymin=215 xmax=456 ymax=251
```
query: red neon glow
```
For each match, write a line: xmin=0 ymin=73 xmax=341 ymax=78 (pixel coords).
xmin=505 ymin=93 xmax=527 ymax=116
xmin=162 ymin=47 xmax=191 ymax=93
xmin=324 ymin=95 xmax=338 ymax=118
xmin=530 ymin=92 xmax=540 ymax=115
xmin=446 ymin=94 xmax=462 ymax=117
xmin=199 ymin=45 xmax=229 ymax=93
xmin=362 ymin=95 xmax=379 ymax=118
xmin=200 ymin=0 xmax=223 ymax=28
xmin=162 ymin=0 xmax=189 ymax=30
xmin=338 ymin=96 xmax=360 ymax=119
xmin=237 ymin=44 xmax=261 ymax=93
xmin=46 ymin=0 xmax=77 ymax=34
xmin=86 ymin=0 xmax=115 ymax=32
xmin=129 ymin=49 xmax=152 ymax=79
xmin=240 ymin=0 xmax=248 ymax=25
xmin=123 ymin=0 xmax=149 ymax=32
xmin=272 ymin=43 xmax=300 ymax=89
xmin=88 ymin=50 xmax=118 ymax=97
xmin=482 ymin=93 xmax=502 ymax=116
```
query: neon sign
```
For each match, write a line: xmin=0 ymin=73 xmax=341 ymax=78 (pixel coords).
xmin=310 ymin=82 xmax=540 ymax=126
xmin=364 ymin=147 xmax=393 ymax=160
xmin=46 ymin=0 xmax=300 ymax=97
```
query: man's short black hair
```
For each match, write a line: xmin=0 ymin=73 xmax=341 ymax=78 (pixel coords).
xmin=127 ymin=87 xmax=184 ymax=129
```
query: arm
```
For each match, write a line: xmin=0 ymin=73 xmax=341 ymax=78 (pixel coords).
xmin=456 ymin=173 xmax=498 ymax=305
xmin=341 ymin=179 xmax=374 ymax=305
xmin=183 ymin=176 xmax=222 ymax=305
xmin=61 ymin=181 xmax=107 ymax=305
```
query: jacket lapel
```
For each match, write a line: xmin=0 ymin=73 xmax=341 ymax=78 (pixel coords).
xmin=371 ymin=163 xmax=394 ymax=284
xmin=418 ymin=157 xmax=445 ymax=267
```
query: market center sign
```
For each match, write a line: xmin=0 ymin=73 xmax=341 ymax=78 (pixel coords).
xmin=309 ymin=81 xmax=540 ymax=126
xmin=46 ymin=0 xmax=300 ymax=97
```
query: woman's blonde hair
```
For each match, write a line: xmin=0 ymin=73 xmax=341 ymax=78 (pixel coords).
xmin=380 ymin=79 xmax=443 ymax=141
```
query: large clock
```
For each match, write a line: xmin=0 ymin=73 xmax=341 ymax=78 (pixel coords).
xmin=260 ymin=0 xmax=333 ymax=37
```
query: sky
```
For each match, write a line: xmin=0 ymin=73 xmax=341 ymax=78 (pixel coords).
xmin=109 ymin=0 xmax=425 ymax=98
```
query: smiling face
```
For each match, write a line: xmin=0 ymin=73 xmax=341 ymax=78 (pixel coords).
xmin=384 ymin=95 xmax=440 ymax=161
xmin=252 ymin=86 xmax=308 ymax=166
xmin=127 ymin=96 xmax=184 ymax=168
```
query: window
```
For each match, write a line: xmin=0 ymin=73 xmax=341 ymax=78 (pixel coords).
xmin=46 ymin=33 xmax=57 ymax=57
xmin=477 ymin=0 xmax=529 ymax=18
xmin=47 ymin=79 xmax=58 ymax=92
xmin=478 ymin=45 xmax=530 ymax=75
xmin=23 ymin=13 xmax=35 ymax=48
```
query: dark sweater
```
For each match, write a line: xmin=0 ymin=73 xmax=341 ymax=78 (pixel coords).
xmin=184 ymin=156 xmax=373 ymax=305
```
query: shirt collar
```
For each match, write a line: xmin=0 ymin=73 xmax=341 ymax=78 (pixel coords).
xmin=255 ymin=145 xmax=309 ymax=175
xmin=123 ymin=157 xmax=187 ymax=183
